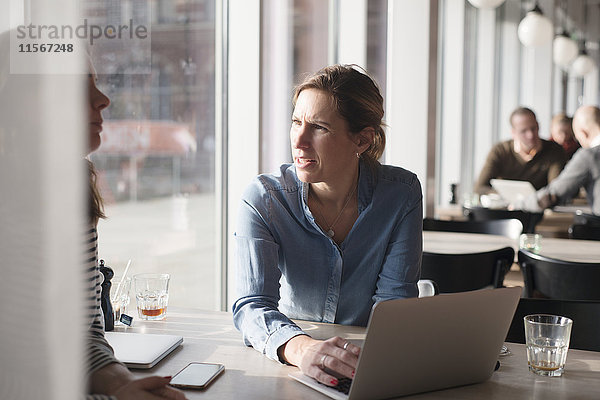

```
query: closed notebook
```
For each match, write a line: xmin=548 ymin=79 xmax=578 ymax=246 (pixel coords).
xmin=105 ymin=332 xmax=183 ymax=369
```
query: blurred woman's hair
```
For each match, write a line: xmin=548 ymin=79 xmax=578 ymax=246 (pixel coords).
xmin=88 ymin=160 xmax=105 ymax=225
xmin=551 ymin=112 xmax=572 ymax=127
xmin=293 ymin=64 xmax=386 ymax=168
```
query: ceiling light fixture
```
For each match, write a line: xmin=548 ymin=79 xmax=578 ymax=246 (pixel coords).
xmin=571 ymin=44 xmax=596 ymax=77
xmin=517 ymin=1 xmax=553 ymax=47
xmin=467 ymin=0 xmax=506 ymax=9
xmin=553 ymin=1 xmax=578 ymax=69
xmin=553 ymin=32 xmax=579 ymax=68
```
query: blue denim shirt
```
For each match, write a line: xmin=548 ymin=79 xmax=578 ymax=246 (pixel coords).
xmin=232 ymin=161 xmax=422 ymax=361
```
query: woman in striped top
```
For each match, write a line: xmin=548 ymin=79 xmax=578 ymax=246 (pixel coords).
xmin=85 ymin=67 xmax=185 ymax=400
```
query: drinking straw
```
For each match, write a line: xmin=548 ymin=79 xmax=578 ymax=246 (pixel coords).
xmin=115 ymin=259 xmax=132 ymax=299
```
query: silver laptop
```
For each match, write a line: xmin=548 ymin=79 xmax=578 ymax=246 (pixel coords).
xmin=105 ymin=332 xmax=183 ymax=369
xmin=490 ymin=179 xmax=537 ymax=209
xmin=290 ymin=287 xmax=521 ymax=400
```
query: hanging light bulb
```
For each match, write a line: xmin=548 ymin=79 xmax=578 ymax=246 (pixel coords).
xmin=467 ymin=0 xmax=506 ymax=9
xmin=518 ymin=2 xmax=554 ymax=47
xmin=571 ymin=47 xmax=596 ymax=77
xmin=553 ymin=31 xmax=579 ymax=68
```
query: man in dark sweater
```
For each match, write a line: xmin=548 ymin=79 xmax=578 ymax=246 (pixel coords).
xmin=475 ymin=107 xmax=567 ymax=194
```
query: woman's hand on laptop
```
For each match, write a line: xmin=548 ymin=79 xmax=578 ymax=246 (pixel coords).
xmin=281 ymin=335 xmax=361 ymax=387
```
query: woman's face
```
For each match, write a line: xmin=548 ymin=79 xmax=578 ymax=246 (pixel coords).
xmin=290 ymin=89 xmax=362 ymax=185
xmin=88 ymin=73 xmax=110 ymax=154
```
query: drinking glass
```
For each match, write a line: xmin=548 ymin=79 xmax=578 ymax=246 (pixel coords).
xmin=519 ymin=233 xmax=542 ymax=253
xmin=524 ymin=314 xmax=573 ymax=376
xmin=134 ymin=273 xmax=170 ymax=320
xmin=110 ymin=276 xmax=131 ymax=325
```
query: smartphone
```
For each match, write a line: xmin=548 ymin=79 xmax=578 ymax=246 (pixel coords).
xmin=169 ymin=362 xmax=225 ymax=389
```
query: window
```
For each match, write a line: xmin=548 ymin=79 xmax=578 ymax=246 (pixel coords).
xmin=87 ymin=0 xmax=218 ymax=309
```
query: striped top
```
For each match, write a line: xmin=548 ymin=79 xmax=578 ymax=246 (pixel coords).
xmin=85 ymin=225 xmax=121 ymax=400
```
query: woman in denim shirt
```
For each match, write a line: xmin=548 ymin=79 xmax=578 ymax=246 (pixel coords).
xmin=233 ymin=65 xmax=422 ymax=388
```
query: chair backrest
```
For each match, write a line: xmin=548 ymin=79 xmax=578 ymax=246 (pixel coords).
xmin=573 ymin=212 xmax=600 ymax=227
xmin=518 ymin=249 xmax=600 ymax=300
xmin=423 ymin=218 xmax=523 ymax=240
xmin=464 ymin=207 xmax=543 ymax=234
xmin=417 ymin=279 xmax=439 ymax=298
xmin=505 ymin=298 xmax=600 ymax=352
xmin=421 ymin=247 xmax=515 ymax=293
xmin=568 ymin=224 xmax=600 ymax=241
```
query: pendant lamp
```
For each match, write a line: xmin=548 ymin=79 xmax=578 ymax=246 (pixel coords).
xmin=518 ymin=2 xmax=553 ymax=47
xmin=570 ymin=2 xmax=597 ymax=78
xmin=571 ymin=47 xmax=596 ymax=77
xmin=553 ymin=31 xmax=578 ymax=69
xmin=467 ymin=0 xmax=506 ymax=9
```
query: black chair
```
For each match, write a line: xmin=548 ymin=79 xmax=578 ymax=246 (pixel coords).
xmin=505 ymin=298 xmax=600 ymax=352
xmin=464 ymin=206 xmax=543 ymax=234
xmin=573 ymin=212 xmax=600 ymax=227
xmin=421 ymin=247 xmax=514 ymax=293
xmin=423 ymin=218 xmax=523 ymax=240
xmin=568 ymin=224 xmax=600 ymax=241
xmin=518 ymin=249 xmax=600 ymax=300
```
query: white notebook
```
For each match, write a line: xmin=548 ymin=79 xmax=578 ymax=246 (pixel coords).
xmin=105 ymin=332 xmax=183 ymax=369
xmin=490 ymin=179 xmax=537 ymax=209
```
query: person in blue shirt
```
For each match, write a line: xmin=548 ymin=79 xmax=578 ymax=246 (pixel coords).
xmin=233 ymin=64 xmax=422 ymax=388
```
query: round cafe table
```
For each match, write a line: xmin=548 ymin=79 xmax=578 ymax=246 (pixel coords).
xmin=423 ymin=231 xmax=600 ymax=263
xmin=536 ymin=237 xmax=600 ymax=263
xmin=423 ymin=231 xmax=516 ymax=254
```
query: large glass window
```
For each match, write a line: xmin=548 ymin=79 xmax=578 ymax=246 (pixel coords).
xmin=86 ymin=0 xmax=217 ymax=309
xmin=259 ymin=0 xmax=387 ymax=173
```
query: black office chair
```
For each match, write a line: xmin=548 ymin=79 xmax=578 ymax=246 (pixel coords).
xmin=463 ymin=207 xmax=543 ymax=234
xmin=568 ymin=224 xmax=600 ymax=241
xmin=421 ymin=247 xmax=514 ymax=293
xmin=505 ymin=298 xmax=600 ymax=352
xmin=518 ymin=249 xmax=600 ymax=300
xmin=423 ymin=218 xmax=523 ymax=240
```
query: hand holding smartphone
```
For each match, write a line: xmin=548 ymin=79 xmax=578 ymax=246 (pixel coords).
xmin=170 ymin=362 xmax=225 ymax=389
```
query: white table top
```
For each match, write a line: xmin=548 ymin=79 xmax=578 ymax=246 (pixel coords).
xmin=119 ymin=307 xmax=600 ymax=399
xmin=423 ymin=231 xmax=600 ymax=263
xmin=537 ymin=237 xmax=600 ymax=263
xmin=423 ymin=231 xmax=516 ymax=254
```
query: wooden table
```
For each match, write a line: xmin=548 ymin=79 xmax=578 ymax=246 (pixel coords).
xmin=434 ymin=204 xmax=592 ymax=238
xmin=537 ymin=237 xmax=600 ymax=263
xmin=423 ymin=231 xmax=516 ymax=254
xmin=424 ymin=231 xmax=600 ymax=263
xmin=118 ymin=308 xmax=600 ymax=399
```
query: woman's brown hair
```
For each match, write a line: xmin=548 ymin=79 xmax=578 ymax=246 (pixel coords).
xmin=88 ymin=159 xmax=105 ymax=225
xmin=293 ymin=64 xmax=386 ymax=168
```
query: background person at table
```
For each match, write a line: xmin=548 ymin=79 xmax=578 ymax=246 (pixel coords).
xmin=84 ymin=67 xmax=186 ymax=400
xmin=550 ymin=112 xmax=580 ymax=160
xmin=233 ymin=65 xmax=422 ymax=387
xmin=525 ymin=105 xmax=600 ymax=216
xmin=475 ymin=107 xmax=567 ymax=194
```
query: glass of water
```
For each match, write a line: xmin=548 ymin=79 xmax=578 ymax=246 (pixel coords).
xmin=110 ymin=276 xmax=132 ymax=325
xmin=134 ymin=273 xmax=170 ymax=320
xmin=524 ymin=314 xmax=573 ymax=376
xmin=519 ymin=233 xmax=542 ymax=253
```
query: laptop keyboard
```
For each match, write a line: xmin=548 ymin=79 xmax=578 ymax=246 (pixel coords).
xmin=320 ymin=377 xmax=353 ymax=395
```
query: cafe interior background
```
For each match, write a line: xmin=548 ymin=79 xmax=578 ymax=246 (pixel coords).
xmin=1 ymin=0 xmax=599 ymax=398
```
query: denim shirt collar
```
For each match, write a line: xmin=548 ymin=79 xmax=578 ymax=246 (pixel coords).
xmin=298 ymin=159 xmax=375 ymax=218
